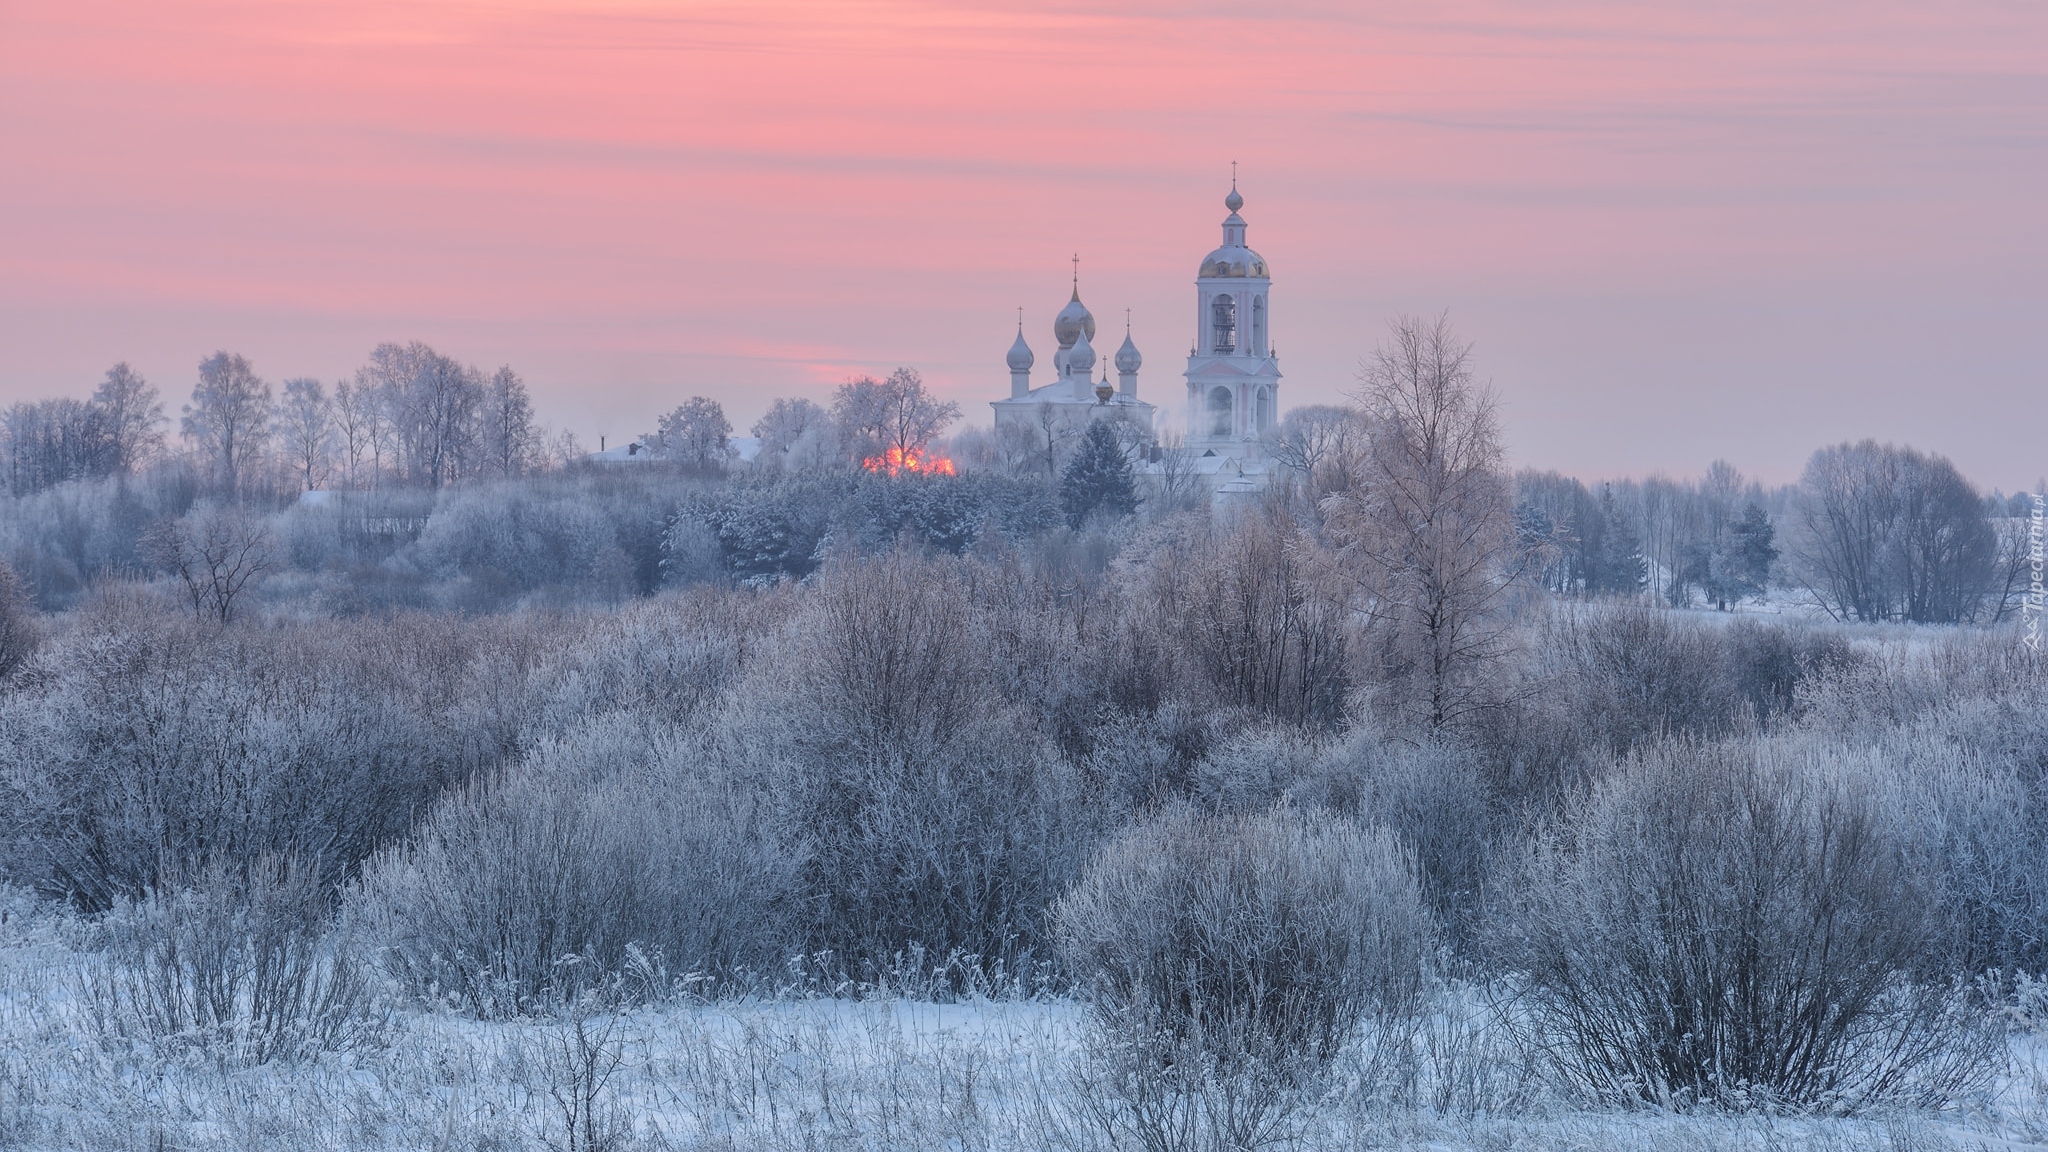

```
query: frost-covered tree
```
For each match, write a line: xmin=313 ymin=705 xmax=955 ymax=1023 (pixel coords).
xmin=1325 ymin=313 xmax=1518 ymax=731
xmin=1060 ymin=419 xmax=1138 ymax=529
xmin=1268 ymin=403 xmax=1368 ymax=501
xmin=275 ymin=377 xmax=334 ymax=492
xmin=1591 ymin=484 xmax=1647 ymax=597
xmin=91 ymin=362 xmax=166 ymax=473
xmin=1701 ymin=502 xmax=1777 ymax=610
xmin=649 ymin=396 xmax=731 ymax=473
xmin=1792 ymin=440 xmax=1996 ymax=623
xmin=143 ymin=504 xmax=275 ymax=624
xmin=750 ymin=397 xmax=831 ymax=469
xmin=183 ymin=352 xmax=271 ymax=499
xmin=355 ymin=342 xmax=482 ymax=488
xmin=330 ymin=378 xmax=383 ymax=489
xmin=832 ymin=367 xmax=959 ymax=463
xmin=477 ymin=366 xmax=541 ymax=478
xmin=1 ymin=399 xmax=114 ymax=495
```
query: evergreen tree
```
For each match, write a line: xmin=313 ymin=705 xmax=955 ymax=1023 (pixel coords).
xmin=1705 ymin=502 xmax=1777 ymax=609
xmin=1591 ymin=484 xmax=1647 ymax=596
xmin=1059 ymin=420 xmax=1138 ymax=529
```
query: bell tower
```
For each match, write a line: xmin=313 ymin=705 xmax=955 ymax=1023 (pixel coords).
xmin=1184 ymin=176 xmax=1280 ymax=455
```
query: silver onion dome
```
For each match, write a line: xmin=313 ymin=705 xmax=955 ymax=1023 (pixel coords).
xmin=1115 ymin=331 xmax=1142 ymax=373
xmin=1006 ymin=326 xmax=1034 ymax=371
xmin=1067 ymin=321 xmax=1096 ymax=374
xmin=1053 ymin=285 xmax=1096 ymax=349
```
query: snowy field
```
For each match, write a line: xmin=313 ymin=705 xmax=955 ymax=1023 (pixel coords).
xmin=5 ymin=902 xmax=2048 ymax=1152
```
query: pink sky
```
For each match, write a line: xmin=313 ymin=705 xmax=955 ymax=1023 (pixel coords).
xmin=2 ymin=0 xmax=2043 ymax=488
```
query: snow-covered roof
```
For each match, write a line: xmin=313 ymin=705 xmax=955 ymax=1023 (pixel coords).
xmin=583 ymin=441 xmax=656 ymax=463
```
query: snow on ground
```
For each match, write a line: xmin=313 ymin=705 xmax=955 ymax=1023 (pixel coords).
xmin=4 ymin=899 xmax=2048 ymax=1150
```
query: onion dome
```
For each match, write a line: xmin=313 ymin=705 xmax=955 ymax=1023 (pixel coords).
xmin=1067 ymin=321 xmax=1096 ymax=375
xmin=1053 ymin=284 xmax=1096 ymax=349
xmin=1115 ymin=330 xmax=1142 ymax=373
xmin=1225 ymin=183 xmax=1243 ymax=212
xmin=1006 ymin=325 xmax=1034 ymax=371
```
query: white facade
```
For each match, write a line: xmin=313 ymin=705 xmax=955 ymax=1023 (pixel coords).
xmin=1183 ymin=183 xmax=1281 ymax=459
xmin=991 ymin=182 xmax=1280 ymax=495
xmin=989 ymin=276 xmax=1158 ymax=445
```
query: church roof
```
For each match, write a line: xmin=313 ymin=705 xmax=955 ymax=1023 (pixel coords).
xmin=1053 ymin=285 xmax=1096 ymax=348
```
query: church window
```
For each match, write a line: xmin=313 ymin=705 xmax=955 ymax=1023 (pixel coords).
xmin=1251 ymin=296 xmax=1266 ymax=355
xmin=1211 ymin=295 xmax=1236 ymax=353
xmin=1208 ymin=387 xmax=1233 ymax=437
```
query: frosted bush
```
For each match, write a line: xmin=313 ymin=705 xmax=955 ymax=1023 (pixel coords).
xmin=1497 ymin=738 xmax=2002 ymax=1111
xmin=1057 ymin=804 xmax=1434 ymax=1148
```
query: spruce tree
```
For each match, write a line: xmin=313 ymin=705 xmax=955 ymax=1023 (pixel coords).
xmin=1709 ymin=502 xmax=1778 ymax=608
xmin=1592 ymin=484 xmax=1647 ymax=596
xmin=1060 ymin=420 xmax=1138 ymax=529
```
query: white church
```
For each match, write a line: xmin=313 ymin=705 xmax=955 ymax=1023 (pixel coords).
xmin=991 ymin=180 xmax=1282 ymax=497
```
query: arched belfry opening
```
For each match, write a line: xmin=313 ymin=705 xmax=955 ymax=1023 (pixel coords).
xmin=1210 ymin=295 xmax=1236 ymax=354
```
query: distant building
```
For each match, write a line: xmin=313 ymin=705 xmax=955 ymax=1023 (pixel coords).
xmin=992 ymin=180 xmax=1281 ymax=496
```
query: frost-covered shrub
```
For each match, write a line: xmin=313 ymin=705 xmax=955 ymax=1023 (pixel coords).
xmin=1056 ymin=805 xmax=1432 ymax=1101
xmin=1113 ymin=506 xmax=1351 ymax=730
xmin=1304 ymin=733 xmax=1496 ymax=943
xmin=730 ymin=553 xmax=1101 ymax=984
xmin=1496 ymin=738 xmax=2001 ymax=1111
xmin=411 ymin=483 xmax=628 ymax=601
xmin=354 ymin=717 xmax=797 ymax=1016
xmin=1859 ymin=697 xmax=2048 ymax=977
xmin=1722 ymin=616 xmax=1855 ymax=724
xmin=0 ymin=555 xmax=38 ymax=682
xmin=82 ymin=853 xmax=380 ymax=1066
xmin=518 ymin=585 xmax=790 ymax=736
xmin=1541 ymin=604 xmax=1747 ymax=752
xmin=0 ymin=466 xmax=198 ymax=607
xmin=0 ymin=599 xmax=532 ymax=909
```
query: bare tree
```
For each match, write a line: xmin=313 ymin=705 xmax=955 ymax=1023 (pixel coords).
xmin=183 ymin=352 xmax=271 ymax=499
xmin=355 ymin=342 xmax=482 ymax=488
xmin=478 ymin=366 xmax=541 ymax=478
xmin=331 ymin=378 xmax=380 ymax=490
xmin=1988 ymin=507 xmax=2040 ymax=624
xmin=143 ymin=505 xmax=275 ymax=624
xmin=1145 ymin=425 xmax=1209 ymax=516
xmin=1324 ymin=313 xmax=1518 ymax=732
xmin=1017 ymin=400 xmax=1081 ymax=479
xmin=1 ymin=398 xmax=114 ymax=494
xmin=91 ymin=362 xmax=166 ymax=473
xmin=275 ymin=377 xmax=334 ymax=492
xmin=411 ymin=355 xmax=483 ymax=487
xmin=1791 ymin=440 xmax=1997 ymax=623
xmin=1267 ymin=403 xmax=1369 ymax=502
xmin=831 ymin=367 xmax=960 ymax=463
